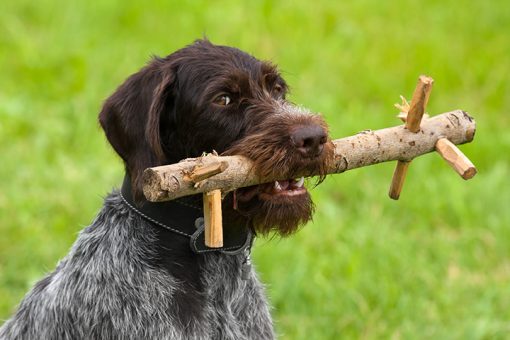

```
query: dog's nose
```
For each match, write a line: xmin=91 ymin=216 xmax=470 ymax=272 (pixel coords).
xmin=291 ymin=125 xmax=328 ymax=158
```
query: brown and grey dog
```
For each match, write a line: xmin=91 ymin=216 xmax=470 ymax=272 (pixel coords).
xmin=0 ymin=39 xmax=332 ymax=339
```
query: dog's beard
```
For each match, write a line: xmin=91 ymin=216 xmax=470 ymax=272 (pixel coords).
xmin=251 ymin=193 xmax=315 ymax=236
xmin=223 ymin=191 xmax=314 ymax=237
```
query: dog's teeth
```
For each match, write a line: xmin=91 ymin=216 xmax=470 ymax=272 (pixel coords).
xmin=296 ymin=177 xmax=305 ymax=188
xmin=274 ymin=181 xmax=282 ymax=191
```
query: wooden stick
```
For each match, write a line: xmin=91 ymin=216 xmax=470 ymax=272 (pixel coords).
xmin=435 ymin=138 xmax=477 ymax=179
xmin=388 ymin=161 xmax=411 ymax=200
xmin=143 ymin=110 xmax=475 ymax=202
xmin=203 ymin=190 xmax=223 ymax=248
xmin=388 ymin=76 xmax=434 ymax=200
xmin=184 ymin=161 xmax=229 ymax=184
xmin=406 ymin=76 xmax=434 ymax=132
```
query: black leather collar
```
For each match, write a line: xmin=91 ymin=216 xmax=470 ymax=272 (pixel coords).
xmin=119 ymin=175 xmax=252 ymax=254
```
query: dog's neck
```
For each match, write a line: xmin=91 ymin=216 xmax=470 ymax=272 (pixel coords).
xmin=119 ymin=175 xmax=252 ymax=254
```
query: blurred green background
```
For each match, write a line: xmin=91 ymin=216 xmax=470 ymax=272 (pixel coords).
xmin=1 ymin=1 xmax=509 ymax=338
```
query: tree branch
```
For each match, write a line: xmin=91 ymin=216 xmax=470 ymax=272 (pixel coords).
xmin=143 ymin=110 xmax=476 ymax=202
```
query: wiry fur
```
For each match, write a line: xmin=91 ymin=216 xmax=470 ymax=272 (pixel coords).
xmin=0 ymin=39 xmax=331 ymax=339
xmin=234 ymin=191 xmax=315 ymax=237
xmin=0 ymin=193 xmax=273 ymax=339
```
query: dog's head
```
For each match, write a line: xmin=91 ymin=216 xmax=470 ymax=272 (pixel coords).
xmin=99 ymin=39 xmax=333 ymax=236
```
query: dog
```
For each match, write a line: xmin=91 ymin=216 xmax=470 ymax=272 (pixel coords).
xmin=0 ymin=39 xmax=333 ymax=339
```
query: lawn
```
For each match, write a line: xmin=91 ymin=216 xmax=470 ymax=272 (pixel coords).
xmin=1 ymin=1 xmax=509 ymax=338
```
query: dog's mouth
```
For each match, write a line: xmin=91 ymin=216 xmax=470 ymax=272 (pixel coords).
xmin=235 ymin=177 xmax=307 ymax=203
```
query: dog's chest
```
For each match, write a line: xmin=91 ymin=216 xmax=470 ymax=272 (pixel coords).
xmin=199 ymin=253 xmax=275 ymax=339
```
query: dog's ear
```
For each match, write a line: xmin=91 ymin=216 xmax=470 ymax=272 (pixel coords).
xmin=99 ymin=60 xmax=175 ymax=201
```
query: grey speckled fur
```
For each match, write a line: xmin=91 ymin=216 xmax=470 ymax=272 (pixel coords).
xmin=0 ymin=191 xmax=274 ymax=339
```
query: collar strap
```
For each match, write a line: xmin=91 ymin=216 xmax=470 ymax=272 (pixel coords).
xmin=120 ymin=175 xmax=252 ymax=255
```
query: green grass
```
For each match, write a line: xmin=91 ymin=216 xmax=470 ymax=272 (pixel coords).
xmin=1 ymin=0 xmax=509 ymax=338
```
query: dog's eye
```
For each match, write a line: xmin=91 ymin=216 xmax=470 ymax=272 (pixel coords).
xmin=273 ymin=84 xmax=284 ymax=99
xmin=214 ymin=95 xmax=231 ymax=106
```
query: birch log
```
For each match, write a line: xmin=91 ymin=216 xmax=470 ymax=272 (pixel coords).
xmin=143 ymin=109 xmax=476 ymax=202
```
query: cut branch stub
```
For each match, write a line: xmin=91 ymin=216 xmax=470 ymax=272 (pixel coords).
xmin=388 ymin=161 xmax=411 ymax=200
xmin=184 ymin=161 xmax=229 ymax=186
xmin=203 ymin=189 xmax=223 ymax=248
xmin=435 ymin=138 xmax=477 ymax=179
xmin=406 ymin=75 xmax=434 ymax=132
xmin=389 ymin=75 xmax=434 ymax=200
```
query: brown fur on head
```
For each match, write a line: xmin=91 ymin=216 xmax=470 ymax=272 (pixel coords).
xmin=99 ymin=39 xmax=333 ymax=237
